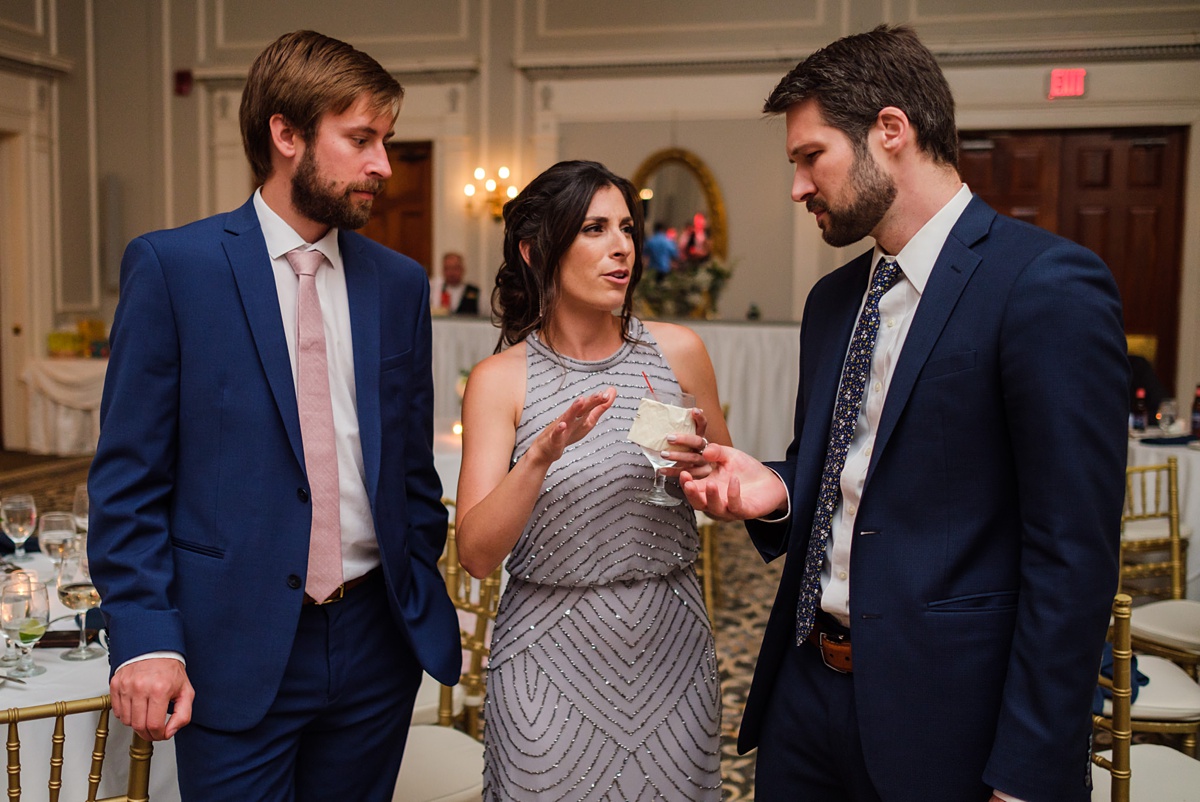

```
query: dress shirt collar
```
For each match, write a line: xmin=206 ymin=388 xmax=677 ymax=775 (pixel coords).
xmin=871 ymin=183 xmax=972 ymax=295
xmin=252 ymin=188 xmax=342 ymax=269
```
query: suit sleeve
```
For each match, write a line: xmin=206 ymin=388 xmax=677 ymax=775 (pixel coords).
xmin=87 ymin=237 xmax=187 ymax=668
xmin=744 ymin=294 xmax=813 ymax=562
xmin=981 ymin=242 xmax=1128 ymax=800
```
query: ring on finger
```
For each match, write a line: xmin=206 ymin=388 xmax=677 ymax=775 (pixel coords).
xmin=700 ymin=437 xmax=709 ymax=450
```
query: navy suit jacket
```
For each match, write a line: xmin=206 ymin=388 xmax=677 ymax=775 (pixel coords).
xmin=741 ymin=197 xmax=1129 ymax=802
xmin=89 ymin=197 xmax=461 ymax=731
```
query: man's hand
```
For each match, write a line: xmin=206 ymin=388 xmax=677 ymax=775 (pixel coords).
xmin=110 ymin=658 xmax=195 ymax=741
xmin=680 ymin=443 xmax=788 ymax=521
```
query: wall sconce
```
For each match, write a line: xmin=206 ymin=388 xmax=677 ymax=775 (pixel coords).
xmin=464 ymin=166 xmax=518 ymax=220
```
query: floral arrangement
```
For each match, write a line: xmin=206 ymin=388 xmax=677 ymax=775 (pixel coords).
xmin=635 ymin=257 xmax=733 ymax=319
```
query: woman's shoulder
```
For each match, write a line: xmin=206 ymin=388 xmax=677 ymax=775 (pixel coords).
xmin=470 ymin=341 xmax=528 ymax=383
xmin=642 ymin=320 xmax=706 ymax=354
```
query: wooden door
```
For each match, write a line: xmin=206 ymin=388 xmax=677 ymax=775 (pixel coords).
xmin=958 ymin=133 xmax=1061 ymax=231
xmin=357 ymin=141 xmax=433 ymax=273
xmin=1058 ymin=129 xmax=1187 ymax=389
xmin=961 ymin=127 xmax=1188 ymax=389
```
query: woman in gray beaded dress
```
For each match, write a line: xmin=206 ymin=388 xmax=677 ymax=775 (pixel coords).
xmin=455 ymin=160 xmax=731 ymax=801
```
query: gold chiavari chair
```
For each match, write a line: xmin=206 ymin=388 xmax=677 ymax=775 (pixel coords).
xmin=1119 ymin=461 xmax=1200 ymax=682
xmin=394 ymin=504 xmax=502 ymax=802
xmin=1119 ymin=458 xmax=1190 ymax=601
xmin=1092 ymin=594 xmax=1200 ymax=800
xmin=0 ymin=694 xmax=152 ymax=802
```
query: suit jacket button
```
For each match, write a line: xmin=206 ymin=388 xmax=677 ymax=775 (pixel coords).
xmin=297 ymin=487 xmax=309 ymax=503
xmin=287 ymin=575 xmax=302 ymax=589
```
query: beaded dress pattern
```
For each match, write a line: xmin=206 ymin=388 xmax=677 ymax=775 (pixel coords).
xmin=482 ymin=319 xmax=721 ymax=801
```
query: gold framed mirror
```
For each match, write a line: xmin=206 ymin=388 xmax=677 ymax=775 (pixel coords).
xmin=632 ymin=148 xmax=727 ymax=261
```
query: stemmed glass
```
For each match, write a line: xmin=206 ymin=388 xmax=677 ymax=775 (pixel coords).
xmin=1157 ymin=398 xmax=1179 ymax=435
xmin=633 ymin=390 xmax=695 ymax=508
xmin=38 ymin=512 xmax=78 ymax=566
xmin=1 ymin=494 xmax=38 ymax=562
xmin=56 ymin=538 xmax=103 ymax=660
xmin=0 ymin=577 xmax=50 ymax=678
xmin=72 ymin=484 xmax=89 ymax=533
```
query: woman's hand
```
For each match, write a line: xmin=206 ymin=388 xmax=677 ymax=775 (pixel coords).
xmin=659 ymin=407 xmax=713 ymax=479
xmin=525 ymin=387 xmax=617 ymax=468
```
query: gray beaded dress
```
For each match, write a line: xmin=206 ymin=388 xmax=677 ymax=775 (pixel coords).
xmin=482 ymin=319 xmax=721 ymax=801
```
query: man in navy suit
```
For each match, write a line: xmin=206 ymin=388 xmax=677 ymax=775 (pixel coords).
xmin=680 ymin=25 xmax=1128 ymax=802
xmin=88 ymin=30 xmax=460 ymax=801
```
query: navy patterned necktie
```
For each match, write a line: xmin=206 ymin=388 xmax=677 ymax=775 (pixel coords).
xmin=796 ymin=257 xmax=903 ymax=644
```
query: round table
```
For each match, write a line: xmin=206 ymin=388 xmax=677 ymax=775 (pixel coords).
xmin=0 ymin=553 xmax=180 ymax=799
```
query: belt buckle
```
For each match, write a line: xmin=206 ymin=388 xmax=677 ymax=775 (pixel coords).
xmin=818 ymin=631 xmax=852 ymax=674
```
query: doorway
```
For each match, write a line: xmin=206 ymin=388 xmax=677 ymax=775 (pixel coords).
xmin=357 ymin=141 xmax=434 ymax=274
xmin=960 ymin=127 xmax=1188 ymax=389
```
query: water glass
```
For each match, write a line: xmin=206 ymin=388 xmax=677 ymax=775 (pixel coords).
xmin=0 ymin=577 xmax=49 ymax=678
xmin=38 ymin=511 xmax=78 ymax=566
xmin=72 ymin=484 xmax=89 ymax=533
xmin=1157 ymin=398 xmax=1178 ymax=435
xmin=1 ymin=494 xmax=38 ymax=562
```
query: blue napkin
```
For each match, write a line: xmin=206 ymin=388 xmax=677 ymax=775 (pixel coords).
xmin=1092 ymin=641 xmax=1149 ymax=714
xmin=1138 ymin=435 xmax=1197 ymax=446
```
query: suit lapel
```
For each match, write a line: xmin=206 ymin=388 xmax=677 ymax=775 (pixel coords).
xmin=342 ymin=232 xmax=382 ymax=502
xmin=224 ymin=199 xmax=306 ymax=470
xmin=868 ymin=198 xmax=993 ymax=477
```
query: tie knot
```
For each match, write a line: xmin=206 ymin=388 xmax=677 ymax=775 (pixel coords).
xmin=872 ymin=257 xmax=902 ymax=295
xmin=286 ymin=248 xmax=325 ymax=278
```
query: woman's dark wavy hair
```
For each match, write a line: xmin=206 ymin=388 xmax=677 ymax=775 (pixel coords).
xmin=491 ymin=160 xmax=644 ymax=353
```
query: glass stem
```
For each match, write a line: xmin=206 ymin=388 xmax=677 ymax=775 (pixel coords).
xmin=78 ymin=613 xmax=89 ymax=651
xmin=654 ymin=470 xmax=667 ymax=493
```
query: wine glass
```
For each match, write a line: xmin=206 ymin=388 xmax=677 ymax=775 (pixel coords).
xmin=56 ymin=540 xmax=103 ymax=661
xmin=0 ymin=577 xmax=50 ymax=678
xmin=1 ymin=494 xmax=38 ymax=562
xmin=632 ymin=389 xmax=695 ymax=507
xmin=1157 ymin=398 xmax=1179 ymax=435
xmin=38 ymin=511 xmax=78 ymax=566
xmin=72 ymin=484 xmax=89 ymax=533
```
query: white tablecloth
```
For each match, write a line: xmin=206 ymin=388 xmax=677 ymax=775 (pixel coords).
xmin=431 ymin=318 xmax=800 ymax=461
xmin=2 ymin=554 xmax=179 ymax=799
xmin=20 ymin=358 xmax=108 ymax=455
xmin=1127 ymin=440 xmax=1200 ymax=600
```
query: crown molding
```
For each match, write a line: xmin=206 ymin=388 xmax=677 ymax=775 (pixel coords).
xmin=0 ymin=41 xmax=71 ymax=77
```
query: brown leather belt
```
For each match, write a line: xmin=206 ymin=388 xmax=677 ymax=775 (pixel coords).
xmin=806 ymin=612 xmax=853 ymax=673
xmin=302 ymin=566 xmax=382 ymax=605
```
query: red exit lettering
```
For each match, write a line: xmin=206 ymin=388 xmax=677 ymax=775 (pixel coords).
xmin=1048 ymin=68 xmax=1087 ymax=99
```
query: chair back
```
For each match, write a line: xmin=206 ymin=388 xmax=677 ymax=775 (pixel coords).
xmin=1126 ymin=333 xmax=1158 ymax=368
xmin=1093 ymin=593 xmax=1133 ymax=802
xmin=438 ymin=501 xmax=503 ymax=738
xmin=1120 ymin=458 xmax=1184 ymax=599
xmin=0 ymin=694 xmax=152 ymax=802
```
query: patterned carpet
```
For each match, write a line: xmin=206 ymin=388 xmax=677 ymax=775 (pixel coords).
xmin=712 ymin=522 xmax=782 ymax=801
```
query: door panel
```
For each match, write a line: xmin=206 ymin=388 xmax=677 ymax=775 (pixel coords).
xmin=357 ymin=141 xmax=434 ymax=274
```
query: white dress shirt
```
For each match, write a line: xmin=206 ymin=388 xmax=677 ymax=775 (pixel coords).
xmin=254 ymin=189 xmax=380 ymax=581
xmin=429 ymin=276 xmax=466 ymax=313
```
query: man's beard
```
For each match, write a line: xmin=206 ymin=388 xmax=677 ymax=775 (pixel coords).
xmin=291 ymin=147 xmax=384 ymax=231
xmin=807 ymin=147 xmax=897 ymax=248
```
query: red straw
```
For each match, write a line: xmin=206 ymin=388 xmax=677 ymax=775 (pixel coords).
xmin=641 ymin=371 xmax=656 ymax=397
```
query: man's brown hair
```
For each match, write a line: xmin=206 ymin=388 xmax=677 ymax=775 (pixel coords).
xmin=764 ymin=25 xmax=958 ymax=168
xmin=239 ymin=30 xmax=402 ymax=185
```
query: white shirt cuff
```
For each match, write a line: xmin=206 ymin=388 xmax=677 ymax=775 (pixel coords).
xmin=755 ymin=467 xmax=792 ymax=522
xmin=992 ymin=790 xmax=1026 ymax=802
xmin=116 ymin=651 xmax=186 ymax=673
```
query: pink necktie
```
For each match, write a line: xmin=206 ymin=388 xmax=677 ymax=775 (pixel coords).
xmin=285 ymin=248 xmax=343 ymax=602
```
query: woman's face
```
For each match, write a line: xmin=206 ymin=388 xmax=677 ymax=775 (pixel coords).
xmin=555 ymin=184 xmax=635 ymax=314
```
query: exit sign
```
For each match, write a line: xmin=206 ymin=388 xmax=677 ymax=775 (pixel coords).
xmin=1048 ymin=68 xmax=1087 ymax=99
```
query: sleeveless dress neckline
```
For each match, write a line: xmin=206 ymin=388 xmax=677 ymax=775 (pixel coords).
xmin=527 ymin=326 xmax=639 ymax=374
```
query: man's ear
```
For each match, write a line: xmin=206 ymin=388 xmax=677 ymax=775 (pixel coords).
xmin=875 ymin=106 xmax=911 ymax=154
xmin=269 ymin=113 xmax=301 ymax=160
